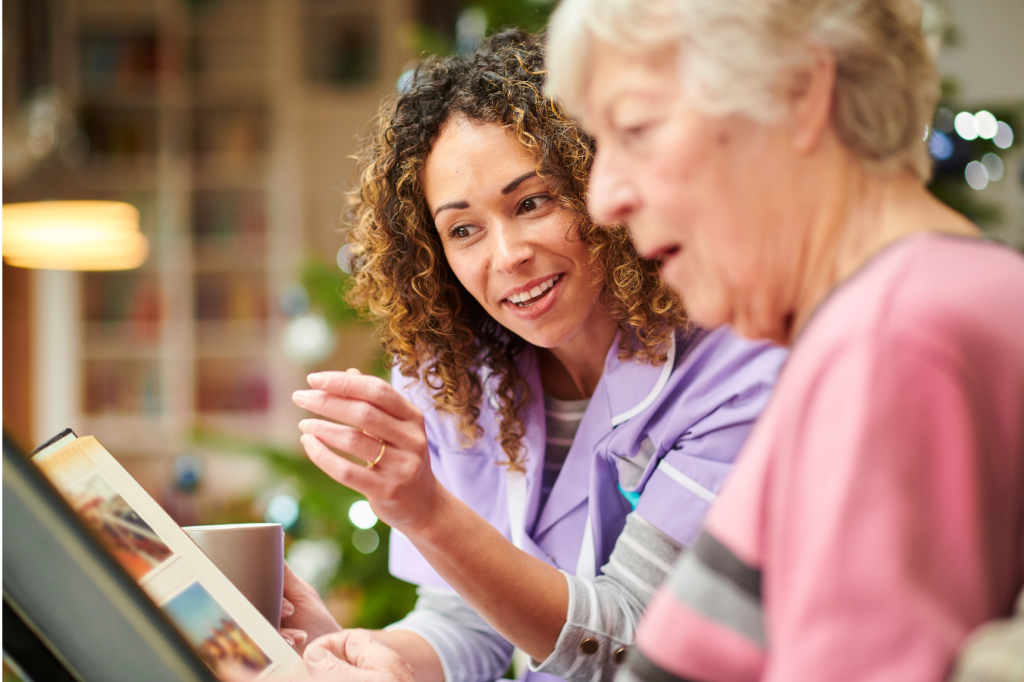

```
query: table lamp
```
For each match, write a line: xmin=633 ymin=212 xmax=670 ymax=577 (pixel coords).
xmin=2 ymin=201 xmax=149 ymax=271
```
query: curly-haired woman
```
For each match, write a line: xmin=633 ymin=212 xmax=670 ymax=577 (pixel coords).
xmin=286 ymin=31 xmax=786 ymax=682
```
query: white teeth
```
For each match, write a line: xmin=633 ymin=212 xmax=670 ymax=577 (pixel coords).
xmin=508 ymin=275 xmax=560 ymax=306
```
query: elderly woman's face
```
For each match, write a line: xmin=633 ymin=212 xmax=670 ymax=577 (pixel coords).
xmin=582 ymin=42 xmax=796 ymax=340
xmin=421 ymin=116 xmax=609 ymax=350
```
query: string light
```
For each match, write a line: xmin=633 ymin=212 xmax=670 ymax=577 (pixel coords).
xmin=965 ymin=161 xmax=989 ymax=190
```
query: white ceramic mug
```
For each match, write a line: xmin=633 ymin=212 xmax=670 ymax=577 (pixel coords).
xmin=183 ymin=523 xmax=284 ymax=628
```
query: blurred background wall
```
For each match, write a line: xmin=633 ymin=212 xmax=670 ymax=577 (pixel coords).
xmin=2 ymin=0 xmax=1021 ymax=637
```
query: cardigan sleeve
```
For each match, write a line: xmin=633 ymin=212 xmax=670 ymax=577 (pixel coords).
xmin=530 ymin=513 xmax=683 ymax=682
xmin=387 ymin=587 xmax=514 ymax=682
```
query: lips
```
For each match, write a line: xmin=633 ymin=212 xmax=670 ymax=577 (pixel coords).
xmin=500 ymin=273 xmax=565 ymax=321
xmin=507 ymin=275 xmax=560 ymax=306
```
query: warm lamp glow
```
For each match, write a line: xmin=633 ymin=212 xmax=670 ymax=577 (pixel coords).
xmin=2 ymin=200 xmax=149 ymax=271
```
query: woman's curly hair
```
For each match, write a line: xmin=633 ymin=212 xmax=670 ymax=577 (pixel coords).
xmin=346 ymin=29 xmax=686 ymax=472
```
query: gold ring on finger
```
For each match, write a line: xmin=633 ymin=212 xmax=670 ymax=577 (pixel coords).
xmin=367 ymin=439 xmax=386 ymax=469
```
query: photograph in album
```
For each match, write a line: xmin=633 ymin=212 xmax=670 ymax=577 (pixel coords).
xmin=162 ymin=581 xmax=271 ymax=676
xmin=62 ymin=469 xmax=172 ymax=580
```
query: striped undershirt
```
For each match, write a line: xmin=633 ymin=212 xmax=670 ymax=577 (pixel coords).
xmin=540 ymin=392 xmax=590 ymax=514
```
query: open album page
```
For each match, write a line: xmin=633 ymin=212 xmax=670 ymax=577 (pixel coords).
xmin=34 ymin=435 xmax=311 ymax=682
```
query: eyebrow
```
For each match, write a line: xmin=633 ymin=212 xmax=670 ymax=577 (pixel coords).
xmin=431 ymin=172 xmax=540 ymax=218
xmin=433 ymin=200 xmax=469 ymax=218
xmin=501 ymin=171 xmax=538 ymax=195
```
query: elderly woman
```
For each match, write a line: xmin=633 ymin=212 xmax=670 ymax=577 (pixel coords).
xmin=287 ymin=30 xmax=785 ymax=682
xmin=545 ymin=0 xmax=1024 ymax=681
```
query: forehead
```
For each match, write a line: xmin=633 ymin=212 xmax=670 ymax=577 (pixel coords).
xmin=422 ymin=118 xmax=537 ymax=199
xmin=582 ymin=41 xmax=682 ymax=122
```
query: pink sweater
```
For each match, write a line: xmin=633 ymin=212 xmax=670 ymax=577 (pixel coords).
xmin=629 ymin=234 xmax=1024 ymax=682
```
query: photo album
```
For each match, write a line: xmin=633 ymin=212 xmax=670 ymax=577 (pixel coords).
xmin=32 ymin=430 xmax=312 ymax=682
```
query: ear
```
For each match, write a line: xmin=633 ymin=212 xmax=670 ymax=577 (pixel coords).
xmin=788 ymin=46 xmax=837 ymax=155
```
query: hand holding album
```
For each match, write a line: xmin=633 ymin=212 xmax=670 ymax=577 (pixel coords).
xmin=280 ymin=562 xmax=342 ymax=654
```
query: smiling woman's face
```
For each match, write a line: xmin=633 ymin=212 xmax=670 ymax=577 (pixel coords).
xmin=422 ymin=116 xmax=610 ymax=351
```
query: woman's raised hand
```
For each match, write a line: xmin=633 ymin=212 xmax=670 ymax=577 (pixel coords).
xmin=292 ymin=370 xmax=446 ymax=535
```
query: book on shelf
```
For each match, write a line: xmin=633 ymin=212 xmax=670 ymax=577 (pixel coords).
xmin=80 ymin=32 xmax=161 ymax=93
xmin=84 ymin=359 xmax=162 ymax=415
xmin=32 ymin=430 xmax=310 ymax=681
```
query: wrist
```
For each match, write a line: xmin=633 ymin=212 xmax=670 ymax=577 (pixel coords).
xmin=399 ymin=482 xmax=456 ymax=542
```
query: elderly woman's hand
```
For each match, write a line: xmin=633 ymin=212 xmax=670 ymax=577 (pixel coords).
xmin=292 ymin=370 xmax=447 ymax=535
xmin=304 ymin=630 xmax=415 ymax=682
xmin=280 ymin=562 xmax=342 ymax=654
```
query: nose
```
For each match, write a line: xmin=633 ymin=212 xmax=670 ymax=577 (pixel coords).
xmin=587 ymin=146 xmax=640 ymax=226
xmin=492 ymin=219 xmax=534 ymax=274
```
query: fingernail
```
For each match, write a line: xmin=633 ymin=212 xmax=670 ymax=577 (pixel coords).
xmin=292 ymin=391 xmax=309 ymax=408
xmin=307 ymin=373 xmax=326 ymax=388
xmin=293 ymin=631 xmax=308 ymax=644
xmin=305 ymin=646 xmax=326 ymax=663
xmin=298 ymin=419 xmax=310 ymax=431
xmin=282 ymin=600 xmax=295 ymax=616
xmin=283 ymin=634 xmax=294 ymax=647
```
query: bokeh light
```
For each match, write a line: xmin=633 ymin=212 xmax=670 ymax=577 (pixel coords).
xmin=287 ymin=539 xmax=342 ymax=595
xmin=282 ymin=312 xmax=335 ymax=365
xmin=348 ymin=499 xmax=378 ymax=529
xmin=352 ymin=528 xmax=380 ymax=554
xmin=954 ymin=112 xmax=979 ymax=140
xmin=336 ymin=243 xmax=355 ymax=274
xmin=279 ymin=283 xmax=310 ymax=317
xmin=965 ymin=161 xmax=989 ymax=190
xmin=975 ymin=111 xmax=998 ymax=139
xmin=993 ymin=121 xmax=1014 ymax=150
xmin=266 ymin=493 xmax=300 ymax=530
xmin=928 ymin=130 xmax=954 ymax=161
xmin=981 ymin=153 xmax=1005 ymax=182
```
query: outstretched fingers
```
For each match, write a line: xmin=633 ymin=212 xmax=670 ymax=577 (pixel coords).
xmin=298 ymin=418 xmax=384 ymax=465
xmin=293 ymin=390 xmax=408 ymax=442
xmin=307 ymin=371 xmax=420 ymax=421
xmin=301 ymin=433 xmax=380 ymax=495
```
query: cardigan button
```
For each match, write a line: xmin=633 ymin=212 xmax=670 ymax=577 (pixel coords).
xmin=579 ymin=638 xmax=599 ymax=655
xmin=614 ymin=647 xmax=629 ymax=664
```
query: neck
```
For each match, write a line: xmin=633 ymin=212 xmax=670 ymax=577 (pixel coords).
xmin=537 ymin=315 xmax=619 ymax=400
xmin=783 ymin=160 xmax=977 ymax=344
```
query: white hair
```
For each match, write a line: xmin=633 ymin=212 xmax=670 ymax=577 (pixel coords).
xmin=546 ymin=0 xmax=938 ymax=180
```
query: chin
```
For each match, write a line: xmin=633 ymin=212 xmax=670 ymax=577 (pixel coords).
xmin=679 ymin=290 xmax=731 ymax=332
xmin=510 ymin=325 xmax=572 ymax=350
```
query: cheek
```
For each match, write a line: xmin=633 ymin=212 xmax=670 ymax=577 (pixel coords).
xmin=442 ymin=249 xmax=488 ymax=305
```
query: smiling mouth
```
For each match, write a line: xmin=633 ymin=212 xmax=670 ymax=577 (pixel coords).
xmin=507 ymin=275 xmax=560 ymax=307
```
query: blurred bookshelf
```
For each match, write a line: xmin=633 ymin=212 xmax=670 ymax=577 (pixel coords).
xmin=61 ymin=0 xmax=295 ymax=457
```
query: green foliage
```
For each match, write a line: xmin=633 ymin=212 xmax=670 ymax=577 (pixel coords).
xmin=929 ymin=176 xmax=1004 ymax=226
xmin=406 ymin=0 xmax=558 ymax=57
xmin=194 ymin=431 xmax=418 ymax=630
xmin=471 ymin=0 xmax=558 ymax=35
xmin=406 ymin=24 xmax=458 ymax=59
xmin=300 ymin=260 xmax=364 ymax=330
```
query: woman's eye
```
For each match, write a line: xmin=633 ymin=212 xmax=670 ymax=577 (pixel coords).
xmin=619 ymin=122 xmax=652 ymax=144
xmin=519 ymin=195 xmax=552 ymax=214
xmin=447 ymin=224 xmax=476 ymax=240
